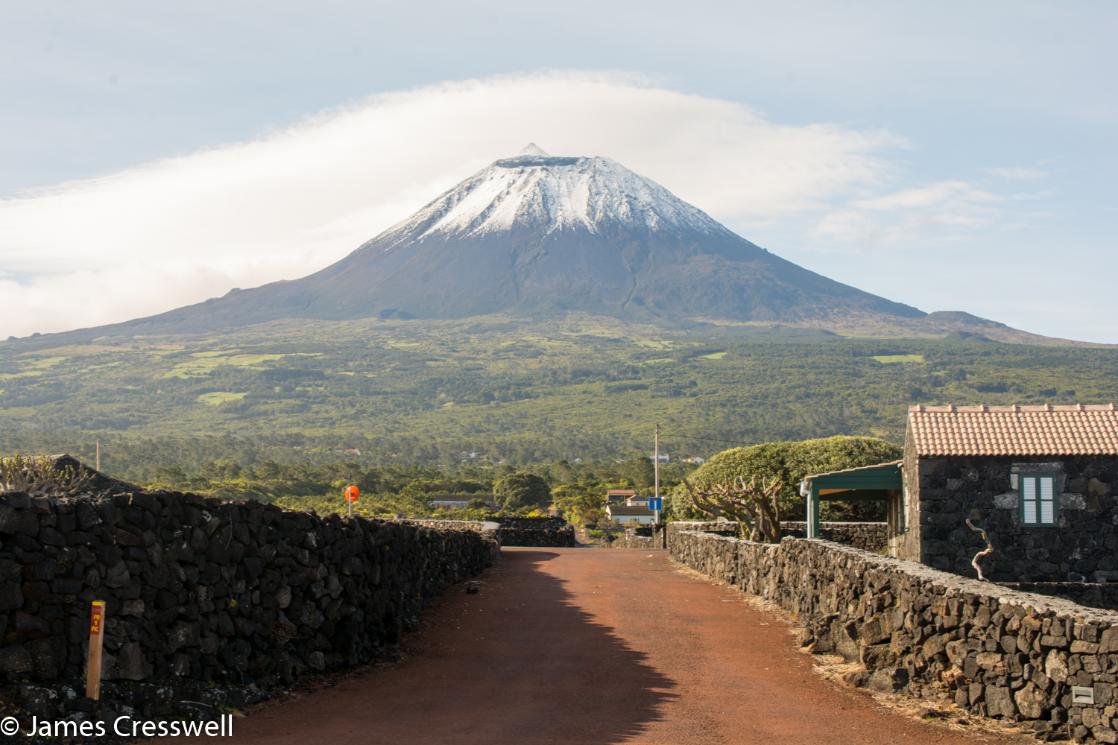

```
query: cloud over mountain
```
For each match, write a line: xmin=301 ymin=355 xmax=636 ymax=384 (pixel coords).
xmin=0 ymin=72 xmax=903 ymax=337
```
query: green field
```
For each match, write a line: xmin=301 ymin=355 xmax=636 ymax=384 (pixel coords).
xmin=872 ymin=354 xmax=926 ymax=364
xmin=197 ymin=391 xmax=248 ymax=406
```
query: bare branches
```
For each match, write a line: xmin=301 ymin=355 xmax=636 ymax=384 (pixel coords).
xmin=683 ymin=474 xmax=783 ymax=543
xmin=0 ymin=455 xmax=95 ymax=498
xmin=965 ymin=518 xmax=993 ymax=581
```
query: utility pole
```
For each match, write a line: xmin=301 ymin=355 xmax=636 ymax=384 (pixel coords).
xmin=95 ymin=440 xmax=101 ymax=472
xmin=653 ymin=423 xmax=661 ymax=524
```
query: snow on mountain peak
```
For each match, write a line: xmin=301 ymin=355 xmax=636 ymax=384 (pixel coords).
xmin=381 ymin=149 xmax=729 ymax=245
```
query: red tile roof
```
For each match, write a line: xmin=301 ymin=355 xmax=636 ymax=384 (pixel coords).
xmin=908 ymin=404 xmax=1118 ymax=456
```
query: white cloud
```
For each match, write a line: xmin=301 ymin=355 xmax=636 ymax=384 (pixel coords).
xmin=988 ymin=166 xmax=1047 ymax=181
xmin=813 ymin=176 xmax=1047 ymax=249
xmin=0 ymin=71 xmax=909 ymax=337
xmin=852 ymin=181 xmax=1000 ymax=211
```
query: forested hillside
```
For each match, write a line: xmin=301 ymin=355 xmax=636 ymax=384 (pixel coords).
xmin=3 ymin=316 xmax=1117 ymax=473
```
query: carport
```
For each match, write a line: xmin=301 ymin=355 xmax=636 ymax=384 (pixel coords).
xmin=799 ymin=461 xmax=903 ymax=538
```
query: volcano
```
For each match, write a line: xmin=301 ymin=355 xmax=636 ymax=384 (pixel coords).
xmin=64 ymin=145 xmax=1040 ymax=340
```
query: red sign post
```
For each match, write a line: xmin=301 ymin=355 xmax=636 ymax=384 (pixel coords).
xmin=344 ymin=484 xmax=359 ymax=517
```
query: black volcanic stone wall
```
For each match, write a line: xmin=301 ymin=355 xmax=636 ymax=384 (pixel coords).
xmin=406 ymin=519 xmax=501 ymax=561
xmin=671 ymin=530 xmax=1118 ymax=743
xmin=665 ymin=521 xmax=887 ymax=553
xmin=603 ymin=526 xmax=664 ymax=549
xmin=782 ymin=521 xmax=888 ymax=553
xmin=915 ymin=456 xmax=1118 ymax=582
xmin=0 ymin=490 xmax=494 ymax=706
xmin=495 ymin=517 xmax=575 ymax=547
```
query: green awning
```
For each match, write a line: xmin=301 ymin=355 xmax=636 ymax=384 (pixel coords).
xmin=799 ymin=460 xmax=902 ymax=538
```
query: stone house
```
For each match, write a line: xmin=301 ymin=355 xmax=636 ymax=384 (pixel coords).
xmin=898 ymin=404 xmax=1118 ymax=581
xmin=802 ymin=404 xmax=1118 ymax=582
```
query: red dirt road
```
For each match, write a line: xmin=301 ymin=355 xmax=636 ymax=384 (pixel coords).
xmin=163 ymin=548 xmax=1033 ymax=745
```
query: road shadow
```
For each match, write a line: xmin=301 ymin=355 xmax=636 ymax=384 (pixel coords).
xmin=165 ymin=548 xmax=676 ymax=745
xmin=454 ymin=549 xmax=678 ymax=744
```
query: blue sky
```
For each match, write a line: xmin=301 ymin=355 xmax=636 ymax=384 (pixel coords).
xmin=1 ymin=2 xmax=1115 ymax=341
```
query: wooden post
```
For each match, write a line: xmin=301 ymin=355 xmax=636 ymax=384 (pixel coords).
xmin=808 ymin=484 xmax=821 ymax=539
xmin=653 ymin=424 xmax=661 ymax=524
xmin=86 ymin=601 xmax=106 ymax=700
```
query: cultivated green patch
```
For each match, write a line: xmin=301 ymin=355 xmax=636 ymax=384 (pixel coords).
xmin=873 ymin=354 xmax=926 ymax=364
xmin=197 ymin=391 xmax=248 ymax=406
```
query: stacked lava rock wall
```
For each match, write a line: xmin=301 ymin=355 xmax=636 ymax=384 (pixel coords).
xmin=0 ymin=490 xmax=494 ymax=691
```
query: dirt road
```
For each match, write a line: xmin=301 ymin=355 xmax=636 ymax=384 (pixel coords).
xmin=163 ymin=548 xmax=1032 ymax=745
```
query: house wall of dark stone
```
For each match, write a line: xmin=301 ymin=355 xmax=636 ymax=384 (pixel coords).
xmin=911 ymin=455 xmax=1118 ymax=582
xmin=0 ymin=490 xmax=494 ymax=701
xmin=891 ymin=436 xmax=923 ymax=562
xmin=671 ymin=529 xmax=1118 ymax=743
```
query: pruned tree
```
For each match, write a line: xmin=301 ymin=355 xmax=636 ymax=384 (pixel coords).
xmin=965 ymin=518 xmax=994 ymax=581
xmin=682 ymin=474 xmax=783 ymax=543
xmin=0 ymin=455 xmax=95 ymax=497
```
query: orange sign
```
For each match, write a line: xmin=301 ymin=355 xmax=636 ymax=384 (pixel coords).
xmin=344 ymin=484 xmax=360 ymax=503
xmin=89 ymin=601 xmax=105 ymax=636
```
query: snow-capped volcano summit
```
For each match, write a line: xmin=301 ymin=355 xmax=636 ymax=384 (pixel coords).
xmin=377 ymin=145 xmax=728 ymax=247
xmin=86 ymin=146 xmax=930 ymax=333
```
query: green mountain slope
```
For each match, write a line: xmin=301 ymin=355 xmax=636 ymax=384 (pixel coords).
xmin=3 ymin=315 xmax=1117 ymax=470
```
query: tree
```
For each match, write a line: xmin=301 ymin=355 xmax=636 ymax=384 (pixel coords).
xmin=550 ymin=484 xmax=605 ymax=527
xmin=617 ymin=457 xmax=655 ymax=489
xmin=675 ymin=436 xmax=901 ymax=520
xmin=683 ymin=474 xmax=783 ymax=542
xmin=493 ymin=472 xmax=550 ymax=511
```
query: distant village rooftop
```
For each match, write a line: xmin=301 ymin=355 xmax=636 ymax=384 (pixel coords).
xmin=908 ymin=403 xmax=1118 ymax=457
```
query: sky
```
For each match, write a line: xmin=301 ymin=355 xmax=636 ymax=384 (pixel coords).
xmin=1 ymin=2 xmax=1115 ymax=342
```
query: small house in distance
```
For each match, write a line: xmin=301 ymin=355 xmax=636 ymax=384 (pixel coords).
xmin=607 ymin=504 xmax=656 ymax=526
xmin=801 ymin=404 xmax=1118 ymax=582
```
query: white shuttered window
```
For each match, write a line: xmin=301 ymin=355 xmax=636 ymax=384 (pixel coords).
xmin=1020 ymin=475 xmax=1057 ymax=527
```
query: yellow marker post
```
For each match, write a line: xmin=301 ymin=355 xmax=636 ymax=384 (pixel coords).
xmin=86 ymin=601 xmax=106 ymax=700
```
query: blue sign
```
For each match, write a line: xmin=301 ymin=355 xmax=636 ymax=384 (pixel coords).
xmin=647 ymin=497 xmax=662 ymax=512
